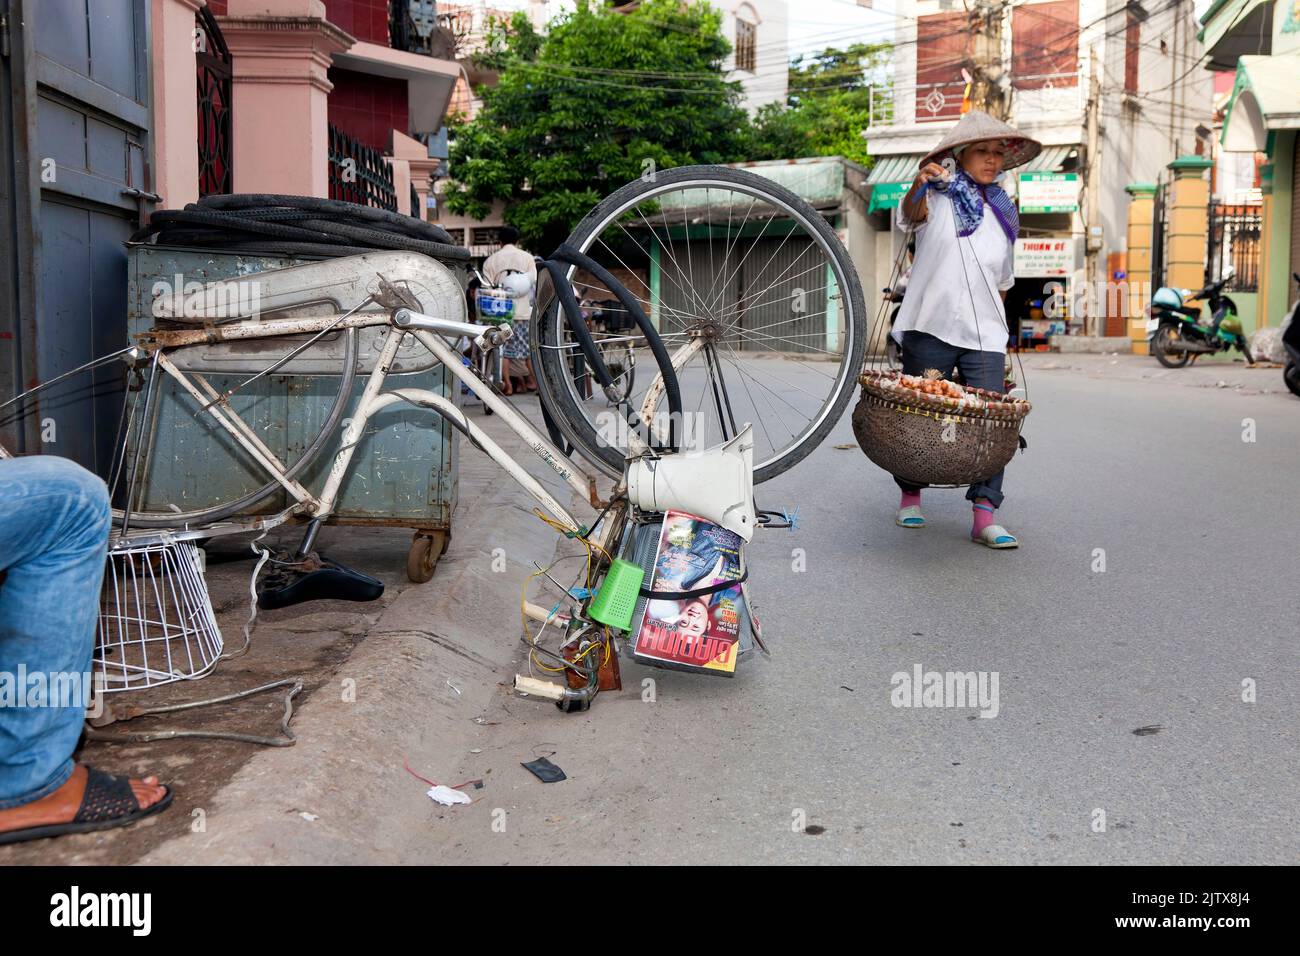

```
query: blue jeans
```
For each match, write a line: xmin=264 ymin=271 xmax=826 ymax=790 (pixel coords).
xmin=0 ymin=457 xmax=110 ymax=809
xmin=894 ymin=331 xmax=1008 ymax=508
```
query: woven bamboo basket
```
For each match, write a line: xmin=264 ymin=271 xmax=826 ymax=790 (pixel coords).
xmin=852 ymin=370 xmax=1032 ymax=486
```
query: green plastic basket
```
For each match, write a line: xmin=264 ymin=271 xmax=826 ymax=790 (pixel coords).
xmin=587 ymin=559 xmax=645 ymax=632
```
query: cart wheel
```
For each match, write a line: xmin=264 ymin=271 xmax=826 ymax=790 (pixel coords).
xmin=406 ymin=530 xmax=449 ymax=584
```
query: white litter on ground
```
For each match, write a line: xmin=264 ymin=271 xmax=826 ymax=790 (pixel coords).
xmin=427 ymin=785 xmax=472 ymax=807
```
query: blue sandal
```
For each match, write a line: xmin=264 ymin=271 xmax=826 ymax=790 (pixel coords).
xmin=896 ymin=505 xmax=926 ymax=528
xmin=970 ymin=504 xmax=1018 ymax=548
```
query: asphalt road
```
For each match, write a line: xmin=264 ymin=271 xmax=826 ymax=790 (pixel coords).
xmin=433 ymin=354 xmax=1299 ymax=864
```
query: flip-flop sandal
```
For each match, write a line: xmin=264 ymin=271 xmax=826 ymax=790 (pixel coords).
xmin=896 ymin=505 xmax=926 ymax=528
xmin=0 ymin=766 xmax=173 ymax=846
xmin=971 ymin=524 xmax=1019 ymax=549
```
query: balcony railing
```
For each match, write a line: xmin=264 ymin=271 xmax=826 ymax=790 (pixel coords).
xmin=328 ymin=125 xmax=398 ymax=212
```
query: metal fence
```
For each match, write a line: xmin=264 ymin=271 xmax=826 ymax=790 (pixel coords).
xmin=1207 ymin=202 xmax=1262 ymax=292
xmin=1150 ymin=179 xmax=1169 ymax=289
xmin=195 ymin=5 xmax=232 ymax=197
xmin=328 ymin=125 xmax=398 ymax=212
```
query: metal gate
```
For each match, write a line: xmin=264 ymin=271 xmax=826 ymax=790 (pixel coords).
xmin=0 ymin=0 xmax=152 ymax=471
xmin=1149 ymin=178 xmax=1169 ymax=290
xmin=1207 ymin=202 xmax=1262 ymax=292
xmin=657 ymin=225 xmax=830 ymax=355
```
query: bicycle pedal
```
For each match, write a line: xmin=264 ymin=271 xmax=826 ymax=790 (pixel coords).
xmin=257 ymin=553 xmax=384 ymax=610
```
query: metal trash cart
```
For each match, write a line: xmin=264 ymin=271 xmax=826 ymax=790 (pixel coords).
xmin=125 ymin=244 xmax=460 ymax=582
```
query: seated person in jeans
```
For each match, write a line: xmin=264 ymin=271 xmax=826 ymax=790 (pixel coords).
xmin=0 ymin=455 xmax=171 ymax=844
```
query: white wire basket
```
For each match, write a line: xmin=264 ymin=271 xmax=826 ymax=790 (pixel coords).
xmin=96 ymin=535 xmax=223 ymax=693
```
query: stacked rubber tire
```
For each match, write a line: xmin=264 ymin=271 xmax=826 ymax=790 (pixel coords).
xmin=130 ymin=194 xmax=470 ymax=264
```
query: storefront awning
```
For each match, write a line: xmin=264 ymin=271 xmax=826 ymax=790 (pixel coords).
xmin=1198 ymin=0 xmax=1274 ymax=72
xmin=867 ymin=144 xmax=1075 ymax=183
xmin=867 ymin=154 xmax=921 ymax=184
xmin=1022 ymin=145 xmax=1076 ymax=172
xmin=866 ymin=144 xmax=1076 ymax=211
xmin=1222 ymin=55 xmax=1300 ymax=152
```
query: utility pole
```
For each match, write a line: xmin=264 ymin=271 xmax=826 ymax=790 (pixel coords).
xmin=969 ymin=0 xmax=1009 ymax=120
xmin=1084 ymin=44 xmax=1102 ymax=336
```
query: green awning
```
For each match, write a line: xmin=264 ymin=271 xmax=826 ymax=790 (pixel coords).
xmin=868 ymin=182 xmax=911 ymax=213
xmin=867 ymin=144 xmax=1075 ymax=185
xmin=867 ymin=154 xmax=922 ymax=184
xmin=1198 ymin=0 xmax=1273 ymax=71
xmin=1022 ymin=145 xmax=1076 ymax=172
xmin=1222 ymin=55 xmax=1300 ymax=152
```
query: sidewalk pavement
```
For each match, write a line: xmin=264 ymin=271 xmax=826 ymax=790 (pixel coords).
xmin=1018 ymin=352 xmax=1292 ymax=397
xmin=0 ymin=395 xmax=574 ymax=865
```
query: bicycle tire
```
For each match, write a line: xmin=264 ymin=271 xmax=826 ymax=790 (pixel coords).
xmin=197 ymin=193 xmax=456 ymax=244
xmin=534 ymin=165 xmax=867 ymax=484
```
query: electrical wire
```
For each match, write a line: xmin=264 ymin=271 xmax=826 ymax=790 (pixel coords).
xmin=472 ymin=0 xmax=1191 ymax=105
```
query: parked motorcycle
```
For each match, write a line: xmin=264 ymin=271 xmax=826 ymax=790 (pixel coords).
xmin=1147 ymin=275 xmax=1253 ymax=368
xmin=1282 ymin=273 xmax=1300 ymax=398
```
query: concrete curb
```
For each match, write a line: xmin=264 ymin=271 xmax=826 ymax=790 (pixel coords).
xmin=138 ymin=402 xmax=571 ymax=864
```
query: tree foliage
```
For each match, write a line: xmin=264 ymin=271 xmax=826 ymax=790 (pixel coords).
xmin=747 ymin=43 xmax=892 ymax=168
xmin=443 ymin=0 xmax=751 ymax=251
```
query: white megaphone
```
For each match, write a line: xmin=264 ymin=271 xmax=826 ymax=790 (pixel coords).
xmin=625 ymin=424 xmax=756 ymax=542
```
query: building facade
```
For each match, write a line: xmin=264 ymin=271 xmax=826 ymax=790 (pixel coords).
xmin=1208 ymin=0 xmax=1300 ymax=328
xmin=0 ymin=0 xmax=461 ymax=461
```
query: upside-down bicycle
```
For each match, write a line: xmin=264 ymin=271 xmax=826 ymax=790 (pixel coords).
xmin=0 ymin=166 xmax=867 ymax=705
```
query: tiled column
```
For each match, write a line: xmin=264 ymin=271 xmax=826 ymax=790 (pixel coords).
xmin=219 ymin=0 xmax=353 ymax=197
xmin=1124 ymin=182 xmax=1157 ymax=355
xmin=1164 ymin=155 xmax=1214 ymax=294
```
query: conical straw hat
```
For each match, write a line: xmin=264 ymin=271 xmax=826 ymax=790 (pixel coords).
xmin=918 ymin=110 xmax=1043 ymax=172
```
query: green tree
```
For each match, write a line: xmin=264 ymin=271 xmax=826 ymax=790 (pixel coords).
xmin=748 ymin=42 xmax=892 ymax=168
xmin=443 ymin=0 xmax=751 ymax=252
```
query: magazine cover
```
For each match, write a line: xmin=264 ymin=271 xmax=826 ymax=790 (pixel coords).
xmin=633 ymin=510 xmax=746 ymax=676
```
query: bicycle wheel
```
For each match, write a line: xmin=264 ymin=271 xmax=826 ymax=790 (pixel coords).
xmin=534 ymin=165 xmax=866 ymax=483
xmin=594 ymin=335 xmax=635 ymax=404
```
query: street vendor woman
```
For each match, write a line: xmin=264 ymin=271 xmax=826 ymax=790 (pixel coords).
xmin=892 ymin=111 xmax=1041 ymax=549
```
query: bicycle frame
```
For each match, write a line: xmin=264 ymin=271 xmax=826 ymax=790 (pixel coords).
xmin=2 ymin=305 xmax=706 ymax=551
xmin=135 ymin=309 xmax=603 ymax=535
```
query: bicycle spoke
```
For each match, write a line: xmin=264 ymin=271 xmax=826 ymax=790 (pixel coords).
xmin=540 ymin=169 xmax=862 ymax=481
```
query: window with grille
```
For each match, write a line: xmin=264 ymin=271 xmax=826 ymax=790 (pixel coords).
xmin=915 ymin=11 xmax=967 ymax=121
xmin=735 ymin=18 xmax=756 ymax=73
xmin=1012 ymin=0 xmax=1079 ymax=90
xmin=1124 ymin=9 xmax=1141 ymax=93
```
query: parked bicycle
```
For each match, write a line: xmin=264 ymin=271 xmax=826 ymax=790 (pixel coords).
xmin=0 ymin=165 xmax=866 ymax=705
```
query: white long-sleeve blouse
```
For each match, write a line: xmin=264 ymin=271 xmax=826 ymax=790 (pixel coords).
xmin=891 ymin=183 xmax=1016 ymax=355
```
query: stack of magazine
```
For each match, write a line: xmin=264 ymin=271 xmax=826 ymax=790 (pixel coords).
xmin=631 ymin=510 xmax=751 ymax=677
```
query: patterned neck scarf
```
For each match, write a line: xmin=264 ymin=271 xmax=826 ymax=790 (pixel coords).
xmin=934 ymin=167 xmax=1019 ymax=244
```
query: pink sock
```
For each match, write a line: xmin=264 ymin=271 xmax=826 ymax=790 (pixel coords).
xmin=900 ymin=490 xmax=922 ymax=510
xmin=972 ymin=500 xmax=996 ymax=534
